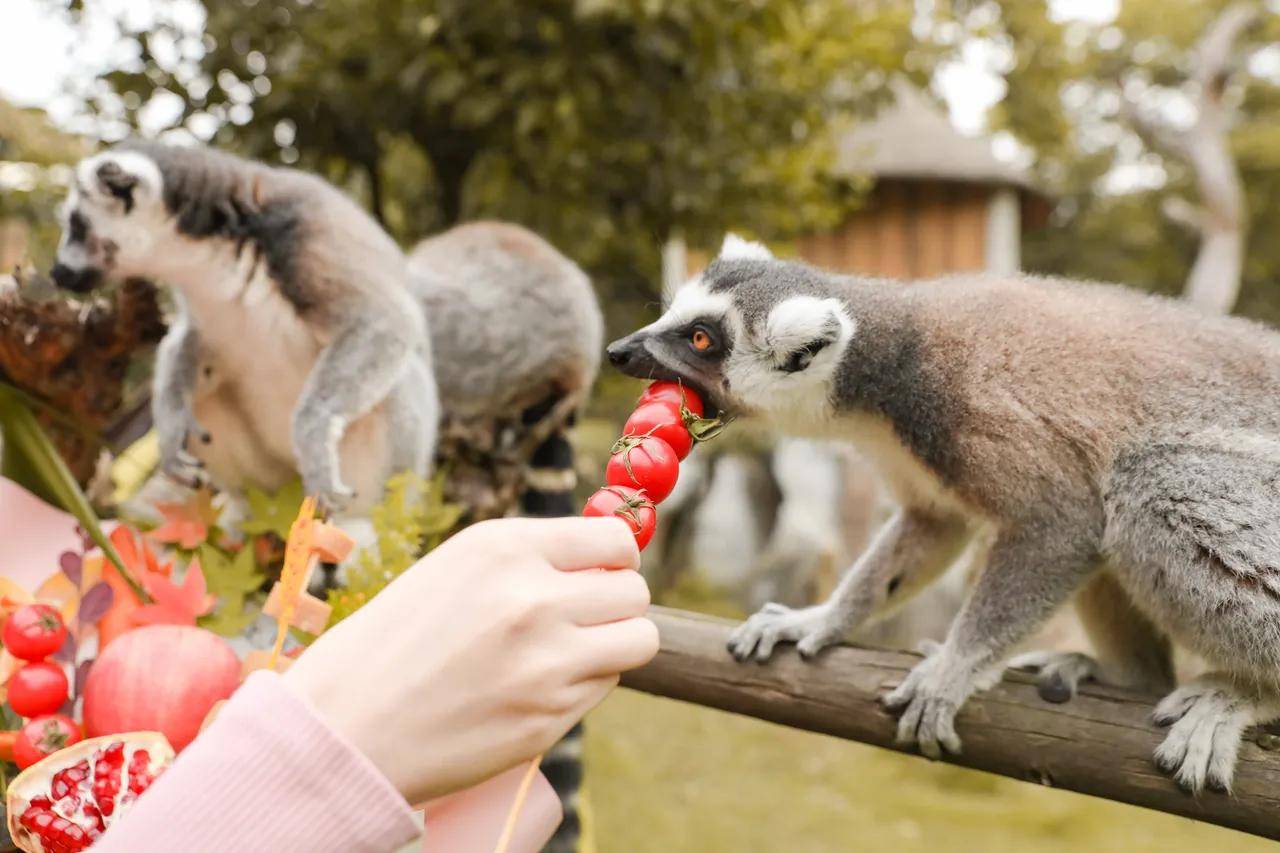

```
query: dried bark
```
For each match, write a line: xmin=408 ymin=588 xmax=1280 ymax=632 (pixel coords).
xmin=0 ymin=272 xmax=165 ymax=482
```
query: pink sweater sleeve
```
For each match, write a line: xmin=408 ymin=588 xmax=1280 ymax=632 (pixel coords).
xmin=94 ymin=670 xmax=420 ymax=853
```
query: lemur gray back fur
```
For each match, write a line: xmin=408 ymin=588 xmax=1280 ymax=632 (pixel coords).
xmin=115 ymin=139 xmax=421 ymax=331
xmin=409 ymin=221 xmax=602 ymax=420
xmin=609 ymin=235 xmax=1280 ymax=795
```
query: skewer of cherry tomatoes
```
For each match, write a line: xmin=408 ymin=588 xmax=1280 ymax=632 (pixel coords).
xmin=582 ymin=382 xmax=724 ymax=550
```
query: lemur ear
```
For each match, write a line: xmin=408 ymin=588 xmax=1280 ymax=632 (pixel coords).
xmin=96 ymin=160 xmax=140 ymax=213
xmin=718 ymin=233 xmax=774 ymax=262
xmin=764 ymin=296 xmax=853 ymax=373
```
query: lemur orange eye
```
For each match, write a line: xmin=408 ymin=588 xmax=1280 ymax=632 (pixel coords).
xmin=691 ymin=329 xmax=713 ymax=352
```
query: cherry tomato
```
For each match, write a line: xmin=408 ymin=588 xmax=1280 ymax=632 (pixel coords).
xmin=8 ymin=661 xmax=69 ymax=719
xmin=13 ymin=714 xmax=81 ymax=769
xmin=582 ymin=486 xmax=658 ymax=551
xmin=3 ymin=604 xmax=67 ymax=662
xmin=623 ymin=402 xmax=693 ymax=460
xmin=606 ymin=435 xmax=680 ymax=503
xmin=638 ymin=382 xmax=705 ymax=419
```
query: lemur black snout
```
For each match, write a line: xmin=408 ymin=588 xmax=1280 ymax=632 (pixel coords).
xmin=50 ymin=263 xmax=101 ymax=293
xmin=606 ymin=338 xmax=636 ymax=368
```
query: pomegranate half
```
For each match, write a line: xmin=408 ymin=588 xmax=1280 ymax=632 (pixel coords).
xmin=6 ymin=732 xmax=174 ymax=853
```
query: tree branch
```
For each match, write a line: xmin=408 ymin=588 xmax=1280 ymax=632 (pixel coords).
xmin=1190 ymin=3 xmax=1259 ymax=96
xmin=621 ymin=607 xmax=1280 ymax=842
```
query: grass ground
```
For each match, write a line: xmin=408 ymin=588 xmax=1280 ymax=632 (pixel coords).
xmin=582 ymin=689 xmax=1275 ymax=853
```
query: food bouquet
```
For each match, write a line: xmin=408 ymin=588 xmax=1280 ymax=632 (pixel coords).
xmin=0 ymin=379 xmax=721 ymax=852
xmin=0 ymin=475 xmax=362 ymax=852
xmin=0 ymin=392 xmax=424 ymax=851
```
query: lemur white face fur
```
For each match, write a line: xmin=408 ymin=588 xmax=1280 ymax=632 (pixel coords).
xmin=607 ymin=234 xmax=855 ymax=426
xmin=52 ymin=151 xmax=172 ymax=292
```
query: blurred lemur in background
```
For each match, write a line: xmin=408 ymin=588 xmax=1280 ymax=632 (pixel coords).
xmin=53 ymin=141 xmax=434 ymax=514
xmin=609 ymin=234 xmax=1280 ymax=795
xmin=51 ymin=142 xmax=600 ymax=519
xmin=52 ymin=142 xmax=602 ymax=851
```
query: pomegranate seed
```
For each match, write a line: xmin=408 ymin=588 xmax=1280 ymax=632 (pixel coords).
xmin=91 ymin=743 xmax=124 ymax=817
xmin=127 ymin=749 xmax=154 ymax=795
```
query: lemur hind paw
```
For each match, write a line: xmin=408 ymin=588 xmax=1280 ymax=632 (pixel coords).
xmin=1008 ymin=650 xmax=1099 ymax=704
xmin=1152 ymin=676 xmax=1280 ymax=795
xmin=726 ymin=602 xmax=846 ymax=663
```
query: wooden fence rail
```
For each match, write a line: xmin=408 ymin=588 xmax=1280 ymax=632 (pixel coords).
xmin=619 ymin=606 xmax=1280 ymax=841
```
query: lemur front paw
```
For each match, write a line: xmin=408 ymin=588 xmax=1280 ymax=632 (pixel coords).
xmin=1152 ymin=676 xmax=1280 ymax=794
xmin=727 ymin=602 xmax=847 ymax=662
xmin=1008 ymin=650 xmax=1099 ymax=704
xmin=157 ymin=410 xmax=211 ymax=488
xmin=882 ymin=641 xmax=1000 ymax=759
xmin=302 ymin=467 xmax=356 ymax=516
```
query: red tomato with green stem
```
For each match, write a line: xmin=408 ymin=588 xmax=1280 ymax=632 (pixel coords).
xmin=623 ymin=402 xmax=693 ymax=460
xmin=13 ymin=714 xmax=81 ymax=769
xmin=638 ymin=382 xmax=705 ymax=418
xmin=582 ymin=486 xmax=658 ymax=551
xmin=3 ymin=604 xmax=67 ymax=662
xmin=8 ymin=661 xmax=70 ymax=719
xmin=606 ymin=435 xmax=680 ymax=503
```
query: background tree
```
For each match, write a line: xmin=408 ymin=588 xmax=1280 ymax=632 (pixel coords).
xmin=957 ymin=0 xmax=1280 ymax=320
xmin=49 ymin=0 xmax=940 ymax=338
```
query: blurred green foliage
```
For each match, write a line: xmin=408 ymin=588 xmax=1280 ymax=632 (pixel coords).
xmin=959 ymin=0 xmax=1280 ymax=323
xmin=0 ymin=101 xmax=88 ymax=266
xmin=52 ymin=0 xmax=939 ymax=336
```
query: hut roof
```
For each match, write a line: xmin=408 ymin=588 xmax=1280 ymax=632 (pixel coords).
xmin=835 ymin=83 xmax=1035 ymax=191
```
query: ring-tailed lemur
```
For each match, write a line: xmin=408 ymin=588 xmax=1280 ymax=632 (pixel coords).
xmin=409 ymin=220 xmax=602 ymax=521
xmin=608 ymin=234 xmax=1280 ymax=794
xmin=410 ymin=222 xmax=602 ymax=853
xmin=51 ymin=141 xmax=437 ymax=514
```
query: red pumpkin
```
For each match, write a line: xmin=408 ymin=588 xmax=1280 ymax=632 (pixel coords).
xmin=82 ymin=625 xmax=240 ymax=751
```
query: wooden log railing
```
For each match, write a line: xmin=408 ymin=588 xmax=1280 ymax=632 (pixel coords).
xmin=619 ymin=606 xmax=1280 ymax=841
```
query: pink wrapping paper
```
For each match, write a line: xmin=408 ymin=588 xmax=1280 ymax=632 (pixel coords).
xmin=420 ymin=763 xmax=562 ymax=852
xmin=0 ymin=477 xmax=88 ymax=591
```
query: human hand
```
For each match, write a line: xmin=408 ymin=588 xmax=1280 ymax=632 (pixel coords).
xmin=285 ymin=516 xmax=657 ymax=805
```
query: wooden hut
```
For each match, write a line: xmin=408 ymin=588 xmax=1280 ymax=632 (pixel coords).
xmin=800 ymin=84 xmax=1042 ymax=278
xmin=662 ymin=84 xmax=1046 ymax=290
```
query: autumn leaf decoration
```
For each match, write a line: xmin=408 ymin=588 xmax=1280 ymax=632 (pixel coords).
xmin=132 ymin=557 xmax=216 ymax=627
xmin=148 ymin=489 xmax=221 ymax=550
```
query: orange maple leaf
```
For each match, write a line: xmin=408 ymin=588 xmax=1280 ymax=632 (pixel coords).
xmin=111 ymin=526 xmax=172 ymax=578
xmin=132 ymin=557 xmax=216 ymax=627
xmin=147 ymin=490 xmax=220 ymax=550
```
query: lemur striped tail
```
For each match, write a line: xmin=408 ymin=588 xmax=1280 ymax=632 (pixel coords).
xmin=519 ymin=398 xmax=585 ymax=853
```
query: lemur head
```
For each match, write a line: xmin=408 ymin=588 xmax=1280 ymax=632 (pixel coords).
xmin=607 ymin=235 xmax=856 ymax=423
xmin=51 ymin=148 xmax=169 ymax=292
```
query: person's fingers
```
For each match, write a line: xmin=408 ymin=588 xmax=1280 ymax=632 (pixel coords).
xmin=559 ymin=675 xmax=621 ymax=727
xmin=555 ymin=566 xmax=651 ymax=626
xmin=516 ymin=516 xmax=641 ymax=572
xmin=569 ymin=617 xmax=660 ymax=680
